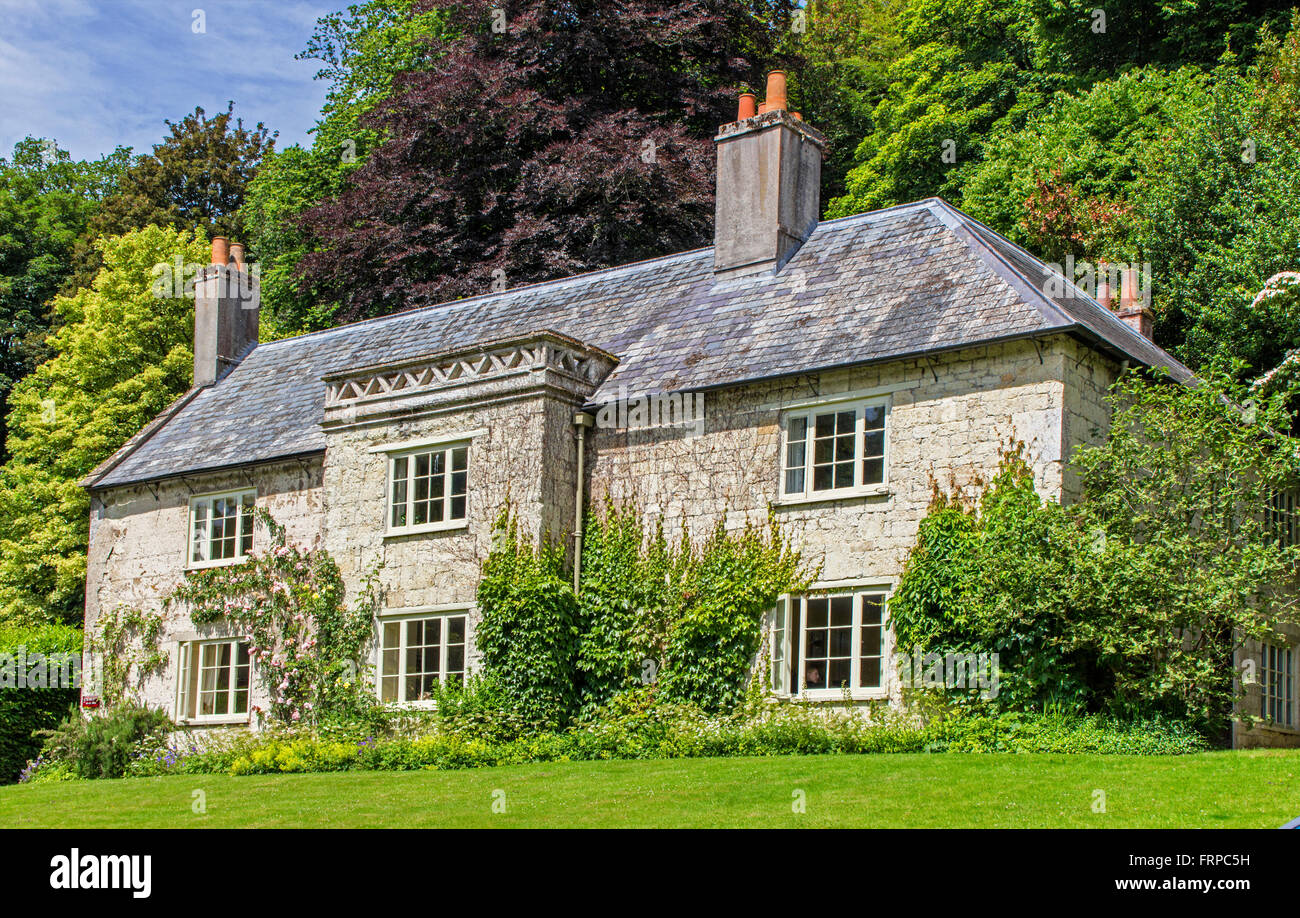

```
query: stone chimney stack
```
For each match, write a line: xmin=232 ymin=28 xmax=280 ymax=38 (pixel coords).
xmin=713 ymin=71 xmax=827 ymax=277
xmin=194 ymin=236 xmax=259 ymax=387
xmin=1116 ymin=266 xmax=1153 ymax=340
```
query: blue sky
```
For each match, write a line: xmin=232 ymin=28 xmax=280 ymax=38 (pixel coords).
xmin=0 ymin=0 xmax=340 ymax=162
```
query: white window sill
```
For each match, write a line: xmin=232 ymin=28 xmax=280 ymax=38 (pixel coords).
xmin=802 ymin=689 xmax=888 ymax=701
xmin=1251 ymin=721 xmax=1300 ymax=735
xmin=379 ymin=699 xmax=439 ymax=710
xmin=773 ymin=689 xmax=889 ymax=702
xmin=772 ymin=487 xmax=891 ymax=508
xmin=180 ymin=715 xmax=251 ymax=726
xmin=384 ymin=520 xmax=469 ymax=539
xmin=186 ymin=555 xmax=248 ymax=572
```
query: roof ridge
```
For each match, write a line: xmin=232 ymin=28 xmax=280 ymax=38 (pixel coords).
xmin=257 ymin=245 xmax=713 ymax=351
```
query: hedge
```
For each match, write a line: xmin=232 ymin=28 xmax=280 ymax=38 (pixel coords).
xmin=0 ymin=623 xmax=82 ymax=783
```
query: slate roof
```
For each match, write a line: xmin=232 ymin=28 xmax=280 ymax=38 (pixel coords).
xmin=86 ymin=197 xmax=1192 ymax=490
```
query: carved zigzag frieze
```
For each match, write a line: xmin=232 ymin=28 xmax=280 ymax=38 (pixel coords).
xmin=323 ymin=335 xmax=614 ymax=408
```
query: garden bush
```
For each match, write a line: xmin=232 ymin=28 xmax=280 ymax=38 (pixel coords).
xmin=0 ymin=622 xmax=81 ymax=783
xmin=78 ymin=696 xmax=1208 ymax=782
xmin=892 ymin=369 xmax=1300 ymax=740
xmin=37 ymin=703 xmax=174 ymax=780
xmin=930 ymin=711 xmax=1209 ymax=755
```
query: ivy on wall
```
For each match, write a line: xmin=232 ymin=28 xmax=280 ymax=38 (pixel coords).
xmin=475 ymin=510 xmax=581 ymax=730
xmin=88 ymin=606 xmax=167 ymax=709
xmin=475 ymin=501 xmax=812 ymax=726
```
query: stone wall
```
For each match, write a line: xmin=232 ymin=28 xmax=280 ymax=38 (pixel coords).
xmin=586 ymin=337 xmax=1102 ymax=587
xmin=319 ymin=390 xmax=583 ymax=674
xmin=1060 ymin=336 xmax=1122 ymax=501
xmin=83 ymin=459 xmax=324 ymax=724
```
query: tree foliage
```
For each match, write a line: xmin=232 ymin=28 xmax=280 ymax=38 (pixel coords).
xmin=243 ymin=0 xmax=450 ymax=332
xmin=827 ymin=0 xmax=1295 ymax=241
xmin=0 ymin=139 xmax=128 ymax=460
xmin=66 ymin=103 xmax=272 ymax=292
xmin=0 ymin=227 xmax=208 ymax=624
xmin=786 ymin=0 xmax=907 ymax=203
xmin=294 ymin=0 xmax=794 ymax=321
xmin=893 ymin=372 xmax=1300 ymax=737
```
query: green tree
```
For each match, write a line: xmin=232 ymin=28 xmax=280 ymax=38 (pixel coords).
xmin=825 ymin=0 xmax=1042 ymax=216
xmin=1133 ymin=49 xmax=1300 ymax=374
xmin=893 ymin=372 xmax=1300 ymax=738
xmin=826 ymin=0 xmax=1296 ymax=221
xmin=0 ymin=139 xmax=128 ymax=460
xmin=1024 ymin=0 xmax=1293 ymax=78
xmin=0 ymin=226 xmax=208 ymax=624
xmin=242 ymin=0 xmax=449 ymax=332
xmin=959 ymin=66 xmax=1207 ymax=258
xmin=787 ymin=0 xmax=907 ymax=204
xmin=1076 ymin=370 xmax=1300 ymax=735
xmin=65 ymin=104 xmax=272 ymax=292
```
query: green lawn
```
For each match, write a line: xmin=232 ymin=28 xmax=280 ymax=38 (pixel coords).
xmin=2 ymin=751 xmax=1298 ymax=828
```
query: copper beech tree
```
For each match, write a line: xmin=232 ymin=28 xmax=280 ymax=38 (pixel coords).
xmin=295 ymin=0 xmax=796 ymax=320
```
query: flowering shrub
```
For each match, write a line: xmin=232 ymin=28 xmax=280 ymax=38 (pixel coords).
xmin=33 ymin=703 xmax=173 ymax=779
xmin=110 ymin=693 xmax=1207 ymax=780
xmin=166 ymin=511 xmax=379 ymax=725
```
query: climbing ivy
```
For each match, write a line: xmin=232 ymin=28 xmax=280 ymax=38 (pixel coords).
xmin=88 ymin=606 xmax=167 ymax=709
xmin=476 ymin=501 xmax=812 ymax=724
xmin=474 ymin=509 xmax=581 ymax=730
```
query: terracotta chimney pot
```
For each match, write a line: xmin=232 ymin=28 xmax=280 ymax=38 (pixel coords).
xmin=1119 ymin=266 xmax=1139 ymax=311
xmin=1116 ymin=266 xmax=1154 ymax=339
xmin=229 ymin=242 xmax=246 ymax=268
xmin=737 ymin=93 xmax=757 ymax=120
xmin=210 ymin=236 xmax=229 ymax=268
xmin=765 ymin=71 xmax=788 ymax=112
xmin=1096 ymin=279 xmax=1112 ymax=311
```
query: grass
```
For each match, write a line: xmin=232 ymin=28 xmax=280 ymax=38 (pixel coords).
xmin=1 ymin=751 xmax=1298 ymax=828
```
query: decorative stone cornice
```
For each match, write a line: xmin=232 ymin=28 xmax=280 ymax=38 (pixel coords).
xmin=321 ymin=330 xmax=617 ymax=429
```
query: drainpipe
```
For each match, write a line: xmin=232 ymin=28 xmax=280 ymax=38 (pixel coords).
xmin=572 ymin=411 xmax=594 ymax=593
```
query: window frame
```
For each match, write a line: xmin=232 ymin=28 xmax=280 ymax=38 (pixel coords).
xmin=175 ymin=638 xmax=252 ymax=725
xmin=1267 ymin=489 xmax=1300 ymax=549
xmin=384 ymin=440 xmax=472 ymax=536
xmin=1261 ymin=641 xmax=1296 ymax=728
xmin=779 ymin=396 xmax=890 ymax=503
xmin=187 ymin=489 xmax=256 ymax=570
xmin=770 ymin=585 xmax=892 ymax=701
xmin=376 ymin=607 xmax=471 ymax=707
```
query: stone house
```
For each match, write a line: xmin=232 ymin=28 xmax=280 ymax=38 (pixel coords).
xmin=79 ymin=74 xmax=1296 ymax=747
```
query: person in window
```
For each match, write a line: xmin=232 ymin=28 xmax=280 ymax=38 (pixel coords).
xmin=805 ymin=665 xmax=824 ymax=689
